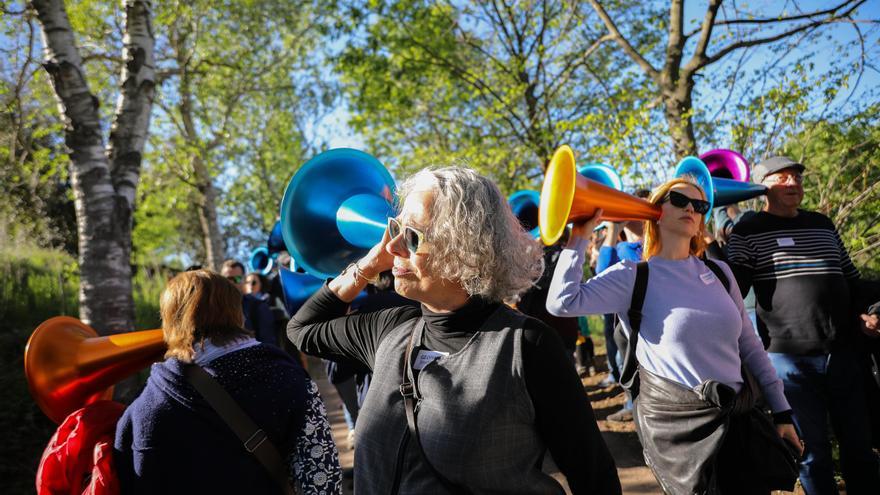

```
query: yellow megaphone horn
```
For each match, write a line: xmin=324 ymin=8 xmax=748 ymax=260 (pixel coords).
xmin=538 ymin=145 xmax=660 ymax=245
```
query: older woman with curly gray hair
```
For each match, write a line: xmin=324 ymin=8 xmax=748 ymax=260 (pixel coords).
xmin=288 ymin=166 xmax=620 ymax=494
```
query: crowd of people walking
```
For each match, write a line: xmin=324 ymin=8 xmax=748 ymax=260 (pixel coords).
xmin=106 ymin=155 xmax=880 ymax=494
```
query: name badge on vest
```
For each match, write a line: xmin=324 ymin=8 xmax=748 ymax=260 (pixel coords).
xmin=700 ymin=271 xmax=716 ymax=285
xmin=776 ymin=237 xmax=795 ymax=247
xmin=413 ymin=349 xmax=449 ymax=370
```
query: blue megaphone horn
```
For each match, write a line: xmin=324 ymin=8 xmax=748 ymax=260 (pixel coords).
xmin=577 ymin=163 xmax=624 ymax=191
xmin=509 ymin=190 xmax=541 ymax=238
xmin=279 ymin=148 xmax=396 ymax=279
xmin=699 ymin=149 xmax=767 ymax=207
xmin=673 ymin=156 xmax=716 ymax=223
xmin=279 ymin=266 xmax=366 ymax=314
xmin=249 ymin=246 xmax=275 ymax=275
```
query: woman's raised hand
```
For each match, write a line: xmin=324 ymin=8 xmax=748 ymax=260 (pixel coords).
xmin=569 ymin=208 xmax=604 ymax=244
xmin=360 ymin=224 xmax=395 ymax=277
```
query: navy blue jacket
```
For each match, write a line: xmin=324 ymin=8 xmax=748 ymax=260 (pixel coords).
xmin=114 ymin=344 xmax=313 ymax=494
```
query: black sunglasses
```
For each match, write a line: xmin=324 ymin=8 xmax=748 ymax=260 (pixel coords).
xmin=388 ymin=217 xmax=426 ymax=254
xmin=663 ymin=190 xmax=710 ymax=214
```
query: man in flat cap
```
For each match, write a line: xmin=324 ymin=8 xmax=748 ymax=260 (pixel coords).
xmin=727 ymin=156 xmax=879 ymax=494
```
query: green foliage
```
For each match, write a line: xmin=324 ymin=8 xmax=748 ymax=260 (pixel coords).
xmin=335 ymin=0 xmax=654 ymax=194
xmin=135 ymin=0 xmax=331 ymax=263
xmin=781 ymin=105 xmax=880 ymax=277
xmin=0 ymin=11 xmax=77 ymax=254
xmin=0 ymin=246 xmax=79 ymax=326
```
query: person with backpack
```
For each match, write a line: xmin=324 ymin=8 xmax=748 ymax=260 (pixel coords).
xmin=546 ymin=177 xmax=802 ymax=494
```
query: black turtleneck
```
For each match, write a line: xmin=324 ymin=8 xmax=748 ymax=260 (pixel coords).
xmin=288 ymin=283 xmax=620 ymax=495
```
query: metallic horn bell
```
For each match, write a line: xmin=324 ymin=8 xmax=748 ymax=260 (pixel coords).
xmin=538 ymin=145 xmax=660 ymax=246
xmin=508 ymin=190 xmax=541 ymax=238
xmin=24 ymin=317 xmax=165 ymax=424
xmin=249 ymin=246 xmax=275 ymax=275
xmin=279 ymin=149 xmax=396 ymax=279
xmin=699 ymin=149 xmax=767 ymax=207
xmin=578 ymin=163 xmax=624 ymax=191
xmin=673 ymin=156 xmax=716 ymax=223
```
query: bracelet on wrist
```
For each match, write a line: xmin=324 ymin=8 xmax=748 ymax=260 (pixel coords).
xmin=345 ymin=262 xmax=379 ymax=285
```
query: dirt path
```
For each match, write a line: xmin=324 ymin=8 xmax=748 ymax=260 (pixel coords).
xmin=581 ymin=372 xmax=661 ymax=494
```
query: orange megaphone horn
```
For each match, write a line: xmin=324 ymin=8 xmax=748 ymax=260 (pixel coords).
xmin=24 ymin=316 xmax=165 ymax=423
xmin=538 ymin=145 xmax=660 ymax=245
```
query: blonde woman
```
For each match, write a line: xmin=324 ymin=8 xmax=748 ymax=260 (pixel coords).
xmin=114 ymin=270 xmax=341 ymax=494
xmin=546 ymin=178 xmax=801 ymax=494
xmin=288 ymin=167 xmax=621 ymax=494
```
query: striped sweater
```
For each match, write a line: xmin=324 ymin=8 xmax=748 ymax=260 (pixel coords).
xmin=727 ymin=209 xmax=859 ymax=354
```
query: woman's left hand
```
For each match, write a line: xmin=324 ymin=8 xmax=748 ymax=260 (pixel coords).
xmin=777 ymin=423 xmax=804 ymax=458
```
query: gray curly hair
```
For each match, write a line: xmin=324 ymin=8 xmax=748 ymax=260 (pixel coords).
xmin=396 ymin=166 xmax=544 ymax=304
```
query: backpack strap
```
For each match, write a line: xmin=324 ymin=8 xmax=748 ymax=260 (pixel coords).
xmin=617 ymin=261 xmax=649 ymax=395
xmin=703 ymin=258 xmax=731 ymax=293
xmin=627 ymin=261 xmax=650 ymax=334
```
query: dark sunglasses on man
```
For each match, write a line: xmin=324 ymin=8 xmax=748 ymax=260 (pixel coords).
xmin=663 ymin=190 xmax=710 ymax=215
xmin=388 ymin=217 xmax=426 ymax=254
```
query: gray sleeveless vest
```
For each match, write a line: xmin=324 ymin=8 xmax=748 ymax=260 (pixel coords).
xmin=354 ymin=306 xmax=564 ymax=494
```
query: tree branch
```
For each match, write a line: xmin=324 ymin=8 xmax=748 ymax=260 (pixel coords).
xmin=697 ymin=0 xmax=866 ymax=70
xmin=587 ymin=0 xmax=660 ymax=81
xmin=665 ymin=0 xmax=685 ymax=81
xmin=684 ymin=0 xmax=865 ymax=38
xmin=684 ymin=0 xmax=722 ymax=76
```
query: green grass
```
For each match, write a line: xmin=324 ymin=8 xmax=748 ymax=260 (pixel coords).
xmin=0 ymin=246 xmax=167 ymax=493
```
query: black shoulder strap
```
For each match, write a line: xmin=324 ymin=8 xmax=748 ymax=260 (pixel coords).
xmin=184 ymin=364 xmax=294 ymax=495
xmin=703 ymin=258 xmax=731 ymax=293
xmin=400 ymin=319 xmax=471 ymax=494
xmin=627 ymin=261 xmax=650 ymax=335
xmin=617 ymin=262 xmax=649 ymax=395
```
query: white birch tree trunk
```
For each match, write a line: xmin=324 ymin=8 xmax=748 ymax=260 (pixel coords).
xmin=30 ymin=0 xmax=155 ymax=336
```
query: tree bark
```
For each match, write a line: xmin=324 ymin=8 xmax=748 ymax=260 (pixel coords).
xmin=661 ymin=80 xmax=698 ymax=158
xmin=192 ymin=154 xmax=225 ymax=271
xmin=30 ymin=0 xmax=155 ymax=335
xmin=175 ymin=43 xmax=226 ymax=271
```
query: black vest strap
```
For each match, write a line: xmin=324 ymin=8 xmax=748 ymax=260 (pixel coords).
xmin=400 ymin=319 xmax=471 ymax=494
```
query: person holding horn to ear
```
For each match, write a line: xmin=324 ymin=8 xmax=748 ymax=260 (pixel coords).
xmin=288 ymin=166 xmax=621 ymax=494
xmin=546 ymin=175 xmax=802 ymax=495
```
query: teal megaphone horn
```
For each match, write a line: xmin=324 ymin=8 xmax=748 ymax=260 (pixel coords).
xmin=509 ymin=190 xmax=541 ymax=238
xmin=673 ymin=156 xmax=716 ymax=223
xmin=249 ymin=246 xmax=275 ymax=275
xmin=279 ymin=148 xmax=396 ymax=279
xmin=577 ymin=163 xmax=624 ymax=191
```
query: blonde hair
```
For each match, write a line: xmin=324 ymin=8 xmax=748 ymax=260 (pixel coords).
xmin=397 ymin=166 xmax=543 ymax=304
xmin=160 ymin=270 xmax=247 ymax=362
xmin=643 ymin=177 xmax=707 ymax=260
